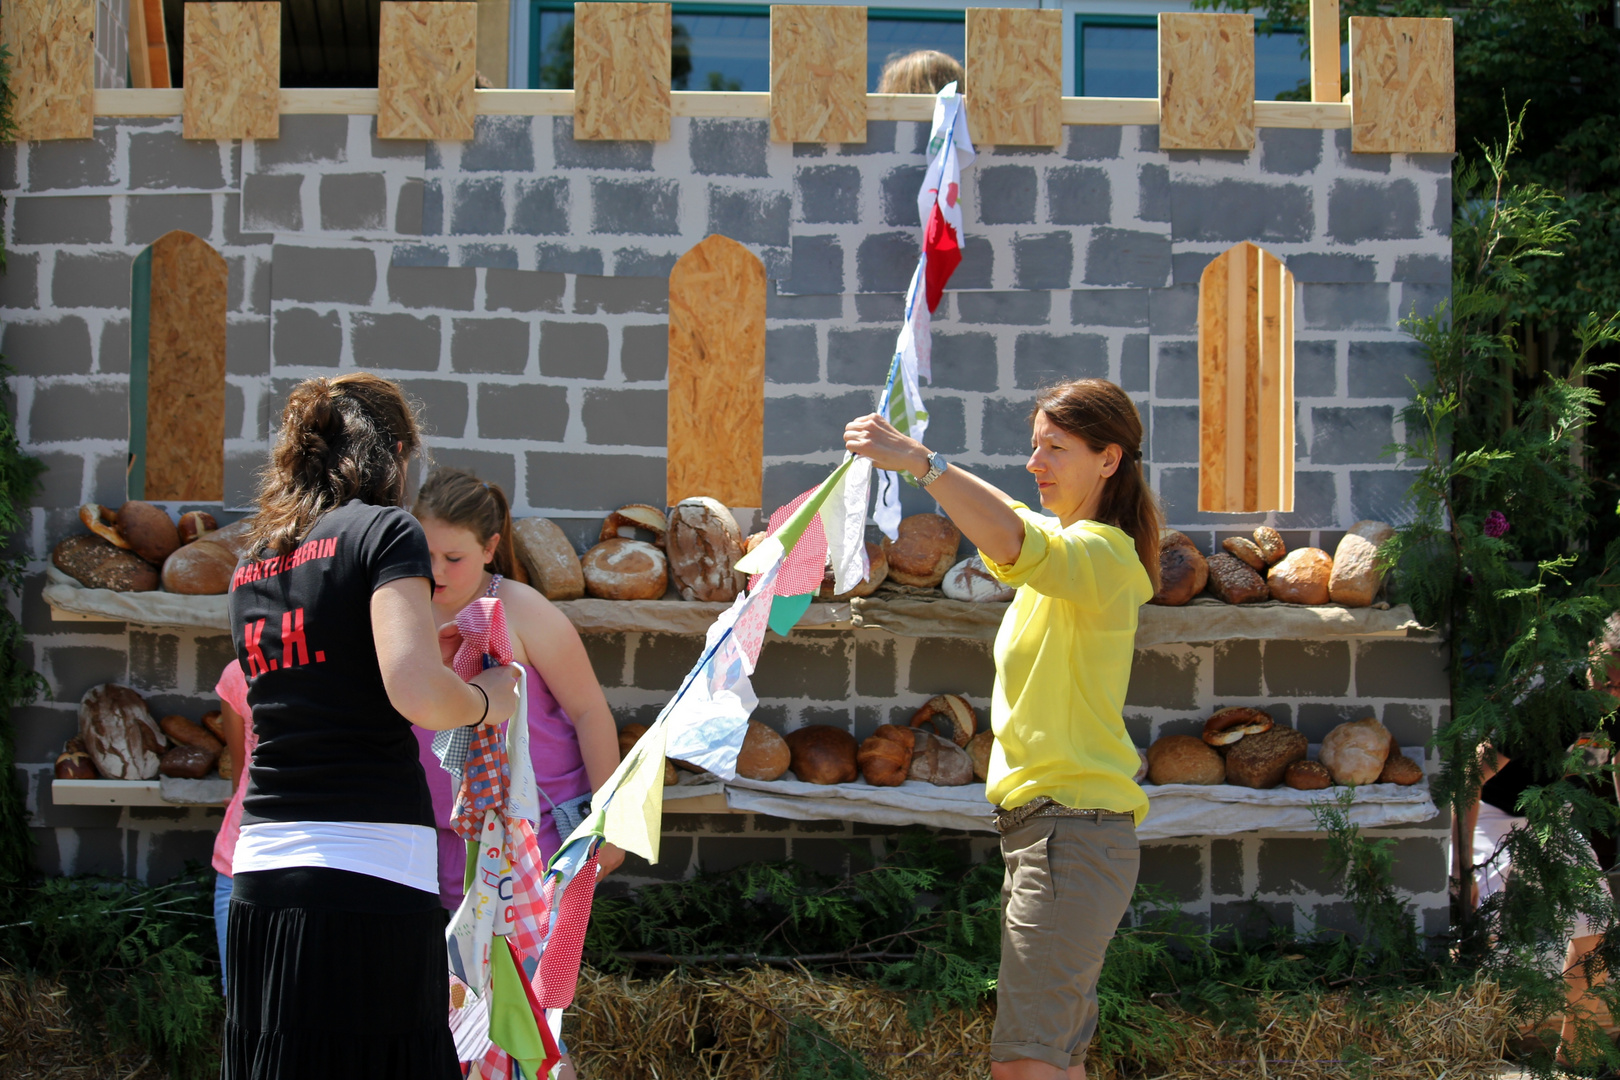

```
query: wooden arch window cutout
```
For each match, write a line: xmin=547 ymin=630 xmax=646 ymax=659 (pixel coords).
xmin=1198 ymin=242 xmax=1295 ymax=513
xmin=129 ymin=230 xmax=227 ymax=501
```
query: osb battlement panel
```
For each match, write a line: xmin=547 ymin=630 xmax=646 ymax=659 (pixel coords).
xmin=573 ymin=2 xmax=672 ymax=142
xmin=1350 ymin=17 xmax=1455 ymax=154
xmin=1159 ymin=12 xmax=1255 ymax=153
xmin=2 ymin=0 xmax=95 ymax=140
xmin=377 ymin=0 xmax=477 ymax=140
xmin=183 ymin=2 xmax=280 ymax=141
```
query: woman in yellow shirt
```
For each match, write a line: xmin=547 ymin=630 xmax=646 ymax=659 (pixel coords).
xmin=845 ymin=378 xmax=1159 ymax=1080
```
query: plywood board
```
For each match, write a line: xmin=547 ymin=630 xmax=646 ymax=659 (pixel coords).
xmin=1310 ymin=0 xmax=1341 ymax=103
xmin=1349 ymin=16 xmax=1453 ymax=153
xmin=476 ymin=0 xmax=511 ymax=88
xmin=965 ymin=8 xmax=1061 ymax=147
xmin=183 ymin=2 xmax=280 ymax=140
xmin=377 ymin=0 xmax=477 ymax=140
xmin=2 ymin=0 xmax=95 ymax=139
xmin=668 ymin=235 xmax=765 ymax=508
xmin=1159 ymin=12 xmax=1254 ymax=152
xmin=769 ymin=5 xmax=865 ymax=144
xmin=574 ymin=2 xmax=671 ymax=141
xmin=140 ymin=232 xmax=227 ymax=502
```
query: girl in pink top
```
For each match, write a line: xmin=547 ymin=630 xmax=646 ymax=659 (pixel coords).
xmin=211 ymin=660 xmax=255 ymax=995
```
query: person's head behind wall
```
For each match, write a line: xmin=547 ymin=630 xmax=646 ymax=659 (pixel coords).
xmin=252 ymin=373 xmax=422 ymax=556
xmin=412 ymin=467 xmax=519 ymax=579
xmin=876 ymin=49 xmax=964 ymax=95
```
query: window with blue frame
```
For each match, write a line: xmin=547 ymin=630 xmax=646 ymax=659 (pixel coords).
xmin=531 ymin=2 xmax=964 ymax=92
xmin=1075 ymin=14 xmax=1340 ymax=100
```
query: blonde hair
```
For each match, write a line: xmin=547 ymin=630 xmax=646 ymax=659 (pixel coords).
xmin=876 ymin=50 xmax=964 ymax=95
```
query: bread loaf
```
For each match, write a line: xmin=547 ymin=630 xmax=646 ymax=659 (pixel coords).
xmin=1267 ymin=547 xmax=1333 ymax=605
xmin=785 ymin=725 xmax=859 ymax=785
xmin=941 ymin=555 xmax=1014 ymax=603
xmin=1201 ymin=706 xmax=1273 ymax=747
xmin=160 ymin=744 xmax=218 ymax=779
xmin=54 ymin=740 xmax=98 ymax=779
xmin=1378 ymin=752 xmax=1424 ymax=786
xmin=116 ymin=501 xmax=181 ymax=565
xmin=79 ymin=684 xmax=166 ymax=780
xmin=909 ymin=694 xmax=976 ymax=747
xmin=177 ymin=510 xmax=218 ymax=545
xmin=160 ymin=715 xmax=223 ymax=753
xmin=858 ymin=725 xmax=915 ymax=787
xmin=1153 ymin=531 xmax=1209 ymax=606
xmin=1328 ymin=520 xmax=1395 ymax=608
xmin=511 ymin=518 xmax=585 ymax=601
xmin=161 ymin=540 xmax=237 ymax=594
xmin=1284 ymin=760 xmax=1333 ymax=790
xmin=1224 ymin=726 xmax=1307 ymax=788
xmin=908 ymin=729 xmax=974 ymax=786
xmin=736 ymin=720 xmax=791 ymax=781
xmin=1320 ymin=718 xmax=1392 ymax=785
xmin=218 ymin=745 xmax=234 ymax=781
xmin=1205 ymin=552 xmax=1268 ymax=604
xmin=201 ymin=710 xmax=226 ymax=742
xmin=618 ymin=723 xmax=680 ymax=786
xmin=582 ymin=539 xmax=668 ymax=600
xmin=818 ymin=541 xmax=888 ymax=600
xmin=600 ymin=505 xmax=668 ymax=546
xmin=1145 ymin=735 xmax=1225 ymax=785
xmin=1253 ymin=526 xmax=1286 ymax=565
xmin=667 ymin=498 xmax=746 ymax=603
xmin=1222 ymin=537 xmax=1266 ymax=571
xmin=53 ymin=534 xmax=160 ymax=592
xmin=207 ymin=518 xmax=257 ymax=560
xmin=966 ymin=729 xmax=994 ymax=782
xmin=881 ymin=514 xmax=961 ymax=587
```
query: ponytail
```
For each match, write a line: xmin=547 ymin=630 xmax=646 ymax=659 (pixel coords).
xmin=413 ymin=468 xmax=528 ymax=584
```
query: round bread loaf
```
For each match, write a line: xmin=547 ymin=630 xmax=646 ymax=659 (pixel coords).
xmin=178 ymin=511 xmax=217 ymax=544
xmin=966 ymin=729 xmax=994 ymax=782
xmin=858 ymin=725 xmax=914 ymax=787
xmin=942 ymin=555 xmax=1014 ymax=603
xmin=1378 ymin=752 xmax=1423 ymax=786
xmin=600 ymin=505 xmax=668 ymax=546
xmin=785 ymin=725 xmax=859 ymax=785
xmin=819 ymin=541 xmax=889 ymax=600
xmin=54 ymin=741 xmax=98 ymax=779
xmin=582 ymin=538 xmax=668 ymax=600
xmin=618 ymin=722 xmax=680 ymax=786
xmin=1253 ymin=526 xmax=1286 ymax=565
xmin=162 ymin=540 xmax=237 ymax=595
xmin=1268 ymin=547 xmax=1333 ymax=605
xmin=79 ymin=684 xmax=165 ymax=780
xmin=1146 ymin=735 xmax=1225 ymax=785
xmin=201 ymin=709 xmax=226 ymax=742
xmin=512 ymin=517 xmax=585 ymax=601
xmin=1328 ymin=520 xmax=1394 ymax=608
xmin=1285 ymin=760 xmax=1333 ymax=790
xmin=908 ymin=730 xmax=974 ymax=786
xmin=1224 ymin=726 xmax=1308 ymax=788
xmin=116 ymin=501 xmax=181 ymax=565
xmin=667 ymin=497 xmax=746 ymax=603
xmin=881 ymin=514 xmax=961 ymax=587
xmin=910 ymin=694 xmax=977 ymax=747
xmin=160 ymin=743 xmax=218 ymax=779
xmin=1320 ymin=718 xmax=1392 ymax=785
xmin=160 ymin=714 xmax=223 ymax=753
xmin=1153 ymin=531 xmax=1208 ymax=606
xmin=737 ymin=720 xmax=791 ymax=781
xmin=1206 ymin=552 xmax=1269 ymax=604
xmin=1222 ymin=536 xmax=1266 ymax=571
xmin=207 ymin=518 xmax=258 ymax=560
xmin=1201 ymin=706 xmax=1274 ymax=747
xmin=53 ymin=534 xmax=159 ymax=592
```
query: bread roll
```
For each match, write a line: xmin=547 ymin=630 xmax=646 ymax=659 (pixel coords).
xmin=600 ymin=505 xmax=668 ymax=546
xmin=1145 ymin=735 xmax=1225 ymax=785
xmin=667 ymin=498 xmax=746 ymax=603
xmin=1378 ymin=752 xmax=1423 ymax=786
xmin=159 ymin=744 xmax=218 ymax=779
xmin=908 ymin=730 xmax=974 ymax=786
xmin=1152 ymin=531 xmax=1208 ymax=606
xmin=967 ymin=729 xmax=994 ymax=782
xmin=1285 ymin=760 xmax=1332 ymax=790
xmin=1267 ymin=547 xmax=1333 ymax=605
xmin=736 ymin=720 xmax=791 ymax=781
xmin=160 ymin=715 xmax=223 ymax=753
xmin=881 ymin=514 xmax=961 ymax=587
xmin=53 ymin=534 xmax=159 ymax=592
xmin=1222 ymin=537 xmax=1266 ymax=571
xmin=1224 ymin=726 xmax=1308 ymax=788
xmin=178 ymin=511 xmax=218 ymax=544
xmin=1201 ymin=706 xmax=1273 ymax=747
xmin=161 ymin=540 xmax=237 ymax=595
xmin=582 ymin=539 xmax=668 ymax=601
xmin=785 ymin=725 xmax=858 ymax=785
xmin=818 ymin=542 xmax=888 ymax=600
xmin=1319 ymin=718 xmax=1392 ymax=785
xmin=512 ymin=518 xmax=585 ymax=601
xmin=1206 ymin=553 xmax=1268 ymax=604
xmin=79 ymin=502 xmax=131 ymax=548
xmin=202 ymin=710 xmax=226 ymax=742
xmin=79 ymin=684 xmax=166 ymax=780
xmin=858 ymin=725 xmax=914 ymax=787
xmin=116 ymin=501 xmax=181 ymax=565
xmin=1253 ymin=526 xmax=1286 ymax=565
xmin=941 ymin=555 xmax=1014 ymax=603
xmin=909 ymin=694 xmax=977 ymax=747
xmin=618 ymin=723 xmax=680 ymax=786
xmin=1328 ymin=520 xmax=1395 ymax=608
xmin=54 ymin=742 xmax=98 ymax=779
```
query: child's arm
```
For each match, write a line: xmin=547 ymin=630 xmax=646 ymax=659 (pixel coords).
xmin=222 ymin=701 xmax=246 ymax=789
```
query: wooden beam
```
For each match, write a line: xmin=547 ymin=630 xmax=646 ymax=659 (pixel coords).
xmin=476 ymin=0 xmax=510 ymax=88
xmin=573 ymin=2 xmax=672 ymax=141
xmin=1159 ymin=12 xmax=1254 ymax=152
xmin=965 ymin=8 xmax=1062 ymax=147
xmin=377 ymin=0 xmax=478 ymax=140
xmin=1310 ymin=0 xmax=1341 ymax=103
xmin=139 ymin=0 xmax=172 ymax=89
xmin=127 ymin=0 xmax=154 ymax=90
xmin=769 ymin=5 xmax=866 ymax=144
xmin=183 ymin=2 xmax=280 ymax=140
xmin=2 ymin=0 xmax=96 ymax=139
xmin=1349 ymin=16 xmax=1454 ymax=153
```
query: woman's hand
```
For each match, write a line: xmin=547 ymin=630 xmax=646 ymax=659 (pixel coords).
xmin=469 ymin=664 xmax=522 ymax=726
xmin=844 ymin=414 xmax=930 ymax=475
xmin=596 ymin=841 xmax=625 ymax=877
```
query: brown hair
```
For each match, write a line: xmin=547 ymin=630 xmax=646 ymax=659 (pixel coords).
xmin=251 ymin=373 xmax=421 ymax=556
xmin=412 ymin=468 xmax=524 ymax=583
xmin=876 ymin=50 xmax=964 ymax=95
xmin=1031 ymin=379 xmax=1163 ymax=592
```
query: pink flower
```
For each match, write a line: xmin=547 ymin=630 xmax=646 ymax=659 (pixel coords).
xmin=1484 ymin=511 xmax=1510 ymax=539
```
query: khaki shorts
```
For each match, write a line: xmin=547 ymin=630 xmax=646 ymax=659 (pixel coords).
xmin=991 ymin=815 xmax=1139 ymax=1069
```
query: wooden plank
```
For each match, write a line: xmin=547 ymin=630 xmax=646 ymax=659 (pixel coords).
xmin=1226 ymin=242 xmax=1250 ymax=509
xmin=965 ymin=8 xmax=1061 ymax=147
xmin=127 ymin=0 xmax=154 ymax=90
xmin=377 ymin=0 xmax=477 ymax=140
xmin=1198 ymin=250 xmax=1229 ymax=513
xmin=1159 ymin=12 xmax=1254 ymax=152
xmin=1310 ymin=0 xmax=1341 ymax=103
xmin=141 ymin=0 xmax=172 ymax=88
xmin=674 ymin=90 xmax=768 ymax=119
xmin=1257 ymin=249 xmax=1283 ymax=510
xmin=667 ymin=235 xmax=765 ymax=508
xmin=183 ymin=2 xmax=280 ymax=140
xmin=769 ymin=5 xmax=866 ymax=144
xmin=1349 ymin=17 xmax=1453 ymax=153
xmin=574 ymin=2 xmax=671 ymax=141
xmin=1060 ymin=96 xmax=1158 ymax=126
xmin=142 ymin=232 xmax=227 ymax=502
xmin=2 ymin=0 xmax=96 ymax=139
xmin=1254 ymin=99 xmax=1349 ymax=128
xmin=1281 ymin=270 xmax=1295 ymax=512
xmin=476 ymin=0 xmax=510 ymax=87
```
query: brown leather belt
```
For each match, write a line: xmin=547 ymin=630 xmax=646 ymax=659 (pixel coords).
xmin=993 ymin=796 xmax=1135 ymax=834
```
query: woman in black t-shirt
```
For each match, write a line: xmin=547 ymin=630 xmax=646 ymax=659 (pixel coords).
xmin=223 ymin=373 xmax=520 ymax=1080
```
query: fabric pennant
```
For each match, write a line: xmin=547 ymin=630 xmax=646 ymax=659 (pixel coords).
xmin=488 ymin=935 xmax=551 ymax=1080
xmin=824 ymin=456 xmax=874 ymax=595
xmin=535 ymin=848 xmax=601 ymax=1009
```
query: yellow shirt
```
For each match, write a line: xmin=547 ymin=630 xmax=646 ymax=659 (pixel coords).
xmin=979 ymin=505 xmax=1154 ymax=825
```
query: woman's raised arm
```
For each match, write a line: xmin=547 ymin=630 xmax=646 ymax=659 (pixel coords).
xmin=372 ymin=577 xmax=520 ymax=731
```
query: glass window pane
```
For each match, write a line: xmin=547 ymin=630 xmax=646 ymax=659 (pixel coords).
xmin=673 ymin=11 xmax=770 ymax=92
xmin=1255 ymin=31 xmax=1309 ymax=100
xmin=867 ymin=17 xmax=965 ymax=92
xmin=1080 ymin=24 xmax=1157 ymax=98
xmin=535 ymin=9 xmax=575 ymax=89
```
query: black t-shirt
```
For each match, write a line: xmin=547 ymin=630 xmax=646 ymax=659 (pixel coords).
xmin=228 ymin=500 xmax=436 ymax=829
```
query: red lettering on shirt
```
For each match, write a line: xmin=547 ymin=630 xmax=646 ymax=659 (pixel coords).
xmin=281 ymin=607 xmax=310 ymax=668
xmin=229 ymin=537 xmax=341 ymax=592
xmin=243 ymin=618 xmax=270 ymax=677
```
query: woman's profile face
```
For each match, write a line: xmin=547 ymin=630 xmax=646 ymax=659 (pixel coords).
xmin=419 ymin=516 xmax=500 ymax=612
xmin=1026 ymin=410 xmax=1120 ymax=525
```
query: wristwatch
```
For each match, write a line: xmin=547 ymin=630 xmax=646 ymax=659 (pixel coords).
xmin=917 ymin=450 xmax=949 ymax=487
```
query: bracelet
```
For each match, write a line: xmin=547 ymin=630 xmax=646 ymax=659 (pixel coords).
xmin=470 ymin=683 xmax=489 ymax=726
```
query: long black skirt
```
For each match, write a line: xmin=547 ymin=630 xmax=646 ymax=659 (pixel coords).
xmin=222 ymin=866 xmax=460 ymax=1080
